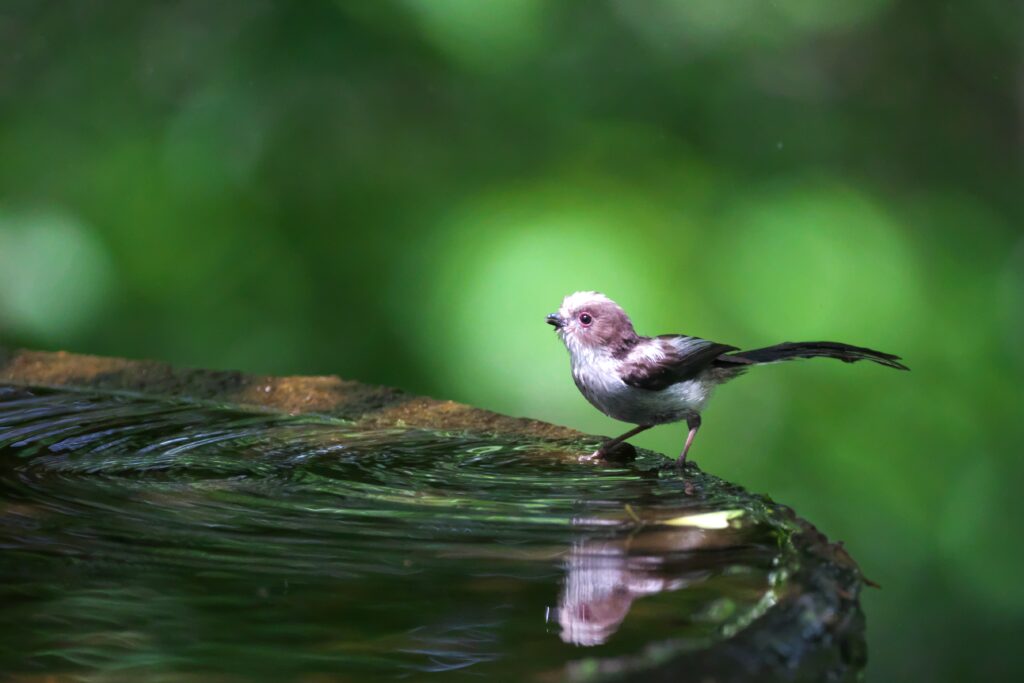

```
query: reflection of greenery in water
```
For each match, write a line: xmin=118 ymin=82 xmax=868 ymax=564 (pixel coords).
xmin=0 ymin=387 xmax=800 ymax=680
xmin=0 ymin=4 xmax=1019 ymax=679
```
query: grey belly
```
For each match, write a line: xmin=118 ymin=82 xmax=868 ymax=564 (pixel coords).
xmin=583 ymin=382 xmax=697 ymax=426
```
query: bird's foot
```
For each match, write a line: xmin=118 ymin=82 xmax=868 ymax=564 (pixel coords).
xmin=579 ymin=442 xmax=637 ymax=464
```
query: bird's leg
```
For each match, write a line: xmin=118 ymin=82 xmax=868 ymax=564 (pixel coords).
xmin=677 ymin=414 xmax=701 ymax=468
xmin=581 ymin=424 xmax=653 ymax=462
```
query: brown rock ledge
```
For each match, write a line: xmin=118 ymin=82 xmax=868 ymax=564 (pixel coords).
xmin=0 ymin=347 xmax=579 ymax=440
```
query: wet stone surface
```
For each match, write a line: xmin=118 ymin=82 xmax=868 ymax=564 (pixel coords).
xmin=0 ymin=380 xmax=865 ymax=681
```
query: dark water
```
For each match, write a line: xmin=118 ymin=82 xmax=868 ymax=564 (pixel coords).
xmin=0 ymin=386 xmax=796 ymax=682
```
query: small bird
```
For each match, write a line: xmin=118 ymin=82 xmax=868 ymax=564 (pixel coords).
xmin=546 ymin=291 xmax=908 ymax=465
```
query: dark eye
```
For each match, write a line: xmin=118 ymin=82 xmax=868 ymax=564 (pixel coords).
xmin=578 ymin=312 xmax=593 ymax=326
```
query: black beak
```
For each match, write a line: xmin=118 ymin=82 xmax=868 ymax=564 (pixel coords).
xmin=546 ymin=313 xmax=564 ymax=329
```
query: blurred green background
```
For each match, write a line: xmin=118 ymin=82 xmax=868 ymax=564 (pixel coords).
xmin=0 ymin=1 xmax=1021 ymax=680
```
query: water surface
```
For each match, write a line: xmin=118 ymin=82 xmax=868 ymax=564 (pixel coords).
xmin=0 ymin=386 xmax=795 ymax=681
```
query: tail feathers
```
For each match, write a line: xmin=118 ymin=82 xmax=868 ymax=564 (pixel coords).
xmin=727 ymin=341 xmax=909 ymax=371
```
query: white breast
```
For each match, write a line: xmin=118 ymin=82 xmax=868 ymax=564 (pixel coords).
xmin=569 ymin=344 xmax=712 ymax=426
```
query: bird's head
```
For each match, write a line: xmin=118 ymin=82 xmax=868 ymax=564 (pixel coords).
xmin=546 ymin=291 xmax=637 ymax=357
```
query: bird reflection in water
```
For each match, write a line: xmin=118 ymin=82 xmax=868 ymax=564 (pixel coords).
xmin=553 ymin=510 xmax=748 ymax=646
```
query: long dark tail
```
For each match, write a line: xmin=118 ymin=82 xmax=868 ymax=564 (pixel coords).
xmin=725 ymin=341 xmax=909 ymax=371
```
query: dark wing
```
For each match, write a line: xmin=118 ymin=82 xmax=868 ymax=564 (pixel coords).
xmin=620 ymin=336 xmax=741 ymax=391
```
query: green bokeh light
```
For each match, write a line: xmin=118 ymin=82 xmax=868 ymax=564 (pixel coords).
xmin=0 ymin=1 xmax=1020 ymax=679
xmin=0 ymin=209 xmax=114 ymax=341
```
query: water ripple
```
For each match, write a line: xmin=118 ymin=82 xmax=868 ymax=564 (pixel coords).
xmin=0 ymin=385 xmax=794 ymax=681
